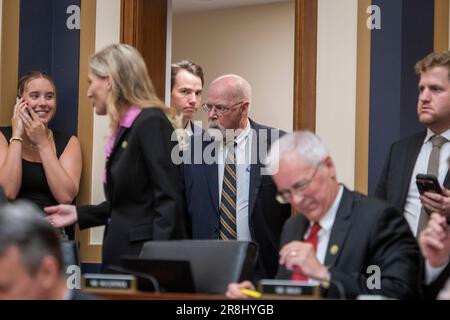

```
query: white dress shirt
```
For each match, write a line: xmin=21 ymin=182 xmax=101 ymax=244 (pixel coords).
xmin=218 ymin=120 xmax=252 ymax=240
xmin=184 ymin=120 xmax=194 ymax=137
xmin=306 ymin=185 xmax=343 ymax=284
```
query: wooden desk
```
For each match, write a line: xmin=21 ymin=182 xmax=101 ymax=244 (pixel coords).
xmin=85 ymin=289 xmax=318 ymax=300
xmin=85 ymin=289 xmax=226 ymax=300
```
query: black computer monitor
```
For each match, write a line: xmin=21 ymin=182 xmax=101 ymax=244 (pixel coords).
xmin=118 ymin=256 xmax=195 ymax=293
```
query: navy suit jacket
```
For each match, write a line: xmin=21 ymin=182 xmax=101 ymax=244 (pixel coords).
xmin=376 ymin=131 xmax=450 ymax=299
xmin=277 ymin=187 xmax=421 ymax=299
xmin=190 ymin=121 xmax=203 ymax=136
xmin=182 ymin=119 xmax=291 ymax=278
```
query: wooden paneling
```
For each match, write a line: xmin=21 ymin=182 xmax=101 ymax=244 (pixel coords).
xmin=293 ymin=0 xmax=317 ymax=132
xmin=77 ymin=0 xmax=101 ymax=263
xmin=121 ymin=0 xmax=138 ymax=46
xmin=121 ymin=0 xmax=167 ymax=100
xmin=0 ymin=0 xmax=20 ymax=126
xmin=434 ymin=0 xmax=449 ymax=52
xmin=355 ymin=0 xmax=372 ymax=195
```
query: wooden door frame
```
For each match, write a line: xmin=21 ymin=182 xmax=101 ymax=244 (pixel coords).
xmin=293 ymin=0 xmax=317 ymax=131
xmin=121 ymin=0 xmax=168 ymax=100
xmin=121 ymin=0 xmax=317 ymax=132
xmin=77 ymin=0 xmax=98 ymax=263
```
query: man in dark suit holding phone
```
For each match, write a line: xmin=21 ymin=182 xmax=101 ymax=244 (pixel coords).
xmin=376 ymin=51 xmax=450 ymax=299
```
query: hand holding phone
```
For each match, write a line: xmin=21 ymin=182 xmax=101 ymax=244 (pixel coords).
xmin=18 ymin=97 xmax=33 ymax=120
xmin=24 ymin=105 xmax=33 ymax=119
xmin=416 ymin=174 xmax=442 ymax=195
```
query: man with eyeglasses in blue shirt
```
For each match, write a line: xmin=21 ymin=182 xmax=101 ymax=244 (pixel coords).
xmin=182 ymin=74 xmax=291 ymax=280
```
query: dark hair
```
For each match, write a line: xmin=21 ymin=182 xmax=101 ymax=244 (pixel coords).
xmin=17 ymin=71 xmax=56 ymax=98
xmin=415 ymin=51 xmax=450 ymax=80
xmin=0 ymin=201 xmax=63 ymax=275
xmin=171 ymin=60 xmax=204 ymax=91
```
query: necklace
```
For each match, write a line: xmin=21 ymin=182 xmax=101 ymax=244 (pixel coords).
xmin=24 ymin=130 xmax=53 ymax=150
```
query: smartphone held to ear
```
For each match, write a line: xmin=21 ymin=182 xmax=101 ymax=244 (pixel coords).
xmin=416 ymin=174 xmax=443 ymax=195
xmin=16 ymin=96 xmax=32 ymax=119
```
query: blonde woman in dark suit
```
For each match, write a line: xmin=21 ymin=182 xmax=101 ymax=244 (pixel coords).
xmin=45 ymin=44 xmax=187 ymax=270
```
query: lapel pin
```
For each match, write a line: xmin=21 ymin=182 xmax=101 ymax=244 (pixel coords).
xmin=121 ymin=141 xmax=128 ymax=149
xmin=330 ymin=244 xmax=339 ymax=255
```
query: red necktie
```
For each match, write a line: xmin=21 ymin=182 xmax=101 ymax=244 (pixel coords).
xmin=291 ymin=222 xmax=321 ymax=281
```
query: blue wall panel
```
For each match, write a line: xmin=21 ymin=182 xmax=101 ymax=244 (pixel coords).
xmin=19 ymin=0 xmax=81 ymax=136
xmin=368 ymin=0 xmax=434 ymax=195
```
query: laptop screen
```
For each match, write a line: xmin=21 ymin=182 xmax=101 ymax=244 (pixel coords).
xmin=119 ymin=256 xmax=195 ymax=293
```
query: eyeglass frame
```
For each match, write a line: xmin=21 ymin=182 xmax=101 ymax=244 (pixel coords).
xmin=202 ymin=101 xmax=246 ymax=115
xmin=276 ymin=161 xmax=323 ymax=204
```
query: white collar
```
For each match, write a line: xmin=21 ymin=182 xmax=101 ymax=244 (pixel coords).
xmin=424 ymin=128 xmax=450 ymax=144
xmin=223 ymin=119 xmax=251 ymax=148
xmin=313 ymin=185 xmax=344 ymax=232
xmin=184 ymin=120 xmax=194 ymax=137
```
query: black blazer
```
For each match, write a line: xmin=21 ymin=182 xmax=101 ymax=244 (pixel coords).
xmin=277 ymin=187 xmax=421 ymax=299
xmin=182 ymin=119 xmax=291 ymax=279
xmin=375 ymin=131 xmax=450 ymax=299
xmin=77 ymin=108 xmax=187 ymax=270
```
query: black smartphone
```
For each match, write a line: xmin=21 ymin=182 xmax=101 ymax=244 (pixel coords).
xmin=416 ymin=174 xmax=443 ymax=195
xmin=18 ymin=96 xmax=32 ymax=119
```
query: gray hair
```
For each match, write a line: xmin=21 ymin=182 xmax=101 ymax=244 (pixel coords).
xmin=267 ymin=131 xmax=329 ymax=174
xmin=0 ymin=201 xmax=63 ymax=275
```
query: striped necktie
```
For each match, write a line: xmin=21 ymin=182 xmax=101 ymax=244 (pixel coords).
xmin=219 ymin=142 xmax=237 ymax=240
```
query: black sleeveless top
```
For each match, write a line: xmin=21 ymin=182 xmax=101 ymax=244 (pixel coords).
xmin=0 ymin=126 xmax=72 ymax=210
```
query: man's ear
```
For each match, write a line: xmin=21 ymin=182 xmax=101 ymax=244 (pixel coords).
xmin=241 ymin=102 xmax=250 ymax=116
xmin=323 ymin=156 xmax=337 ymax=180
xmin=36 ymin=256 xmax=61 ymax=291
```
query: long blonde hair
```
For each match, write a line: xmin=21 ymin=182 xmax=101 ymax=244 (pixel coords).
xmin=89 ymin=43 xmax=181 ymax=132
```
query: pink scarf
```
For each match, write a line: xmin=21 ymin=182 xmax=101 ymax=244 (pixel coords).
xmin=103 ymin=106 xmax=142 ymax=183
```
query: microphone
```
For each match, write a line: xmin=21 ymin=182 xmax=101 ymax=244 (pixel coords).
xmin=319 ymin=278 xmax=346 ymax=300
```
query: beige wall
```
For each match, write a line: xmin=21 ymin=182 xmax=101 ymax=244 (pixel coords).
xmin=89 ymin=0 xmax=121 ymax=244
xmin=88 ymin=0 xmax=360 ymax=232
xmin=316 ymin=0 xmax=358 ymax=188
xmin=172 ymin=1 xmax=295 ymax=132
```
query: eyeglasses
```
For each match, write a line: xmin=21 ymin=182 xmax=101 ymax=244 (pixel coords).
xmin=202 ymin=101 xmax=245 ymax=115
xmin=276 ymin=162 xmax=323 ymax=204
